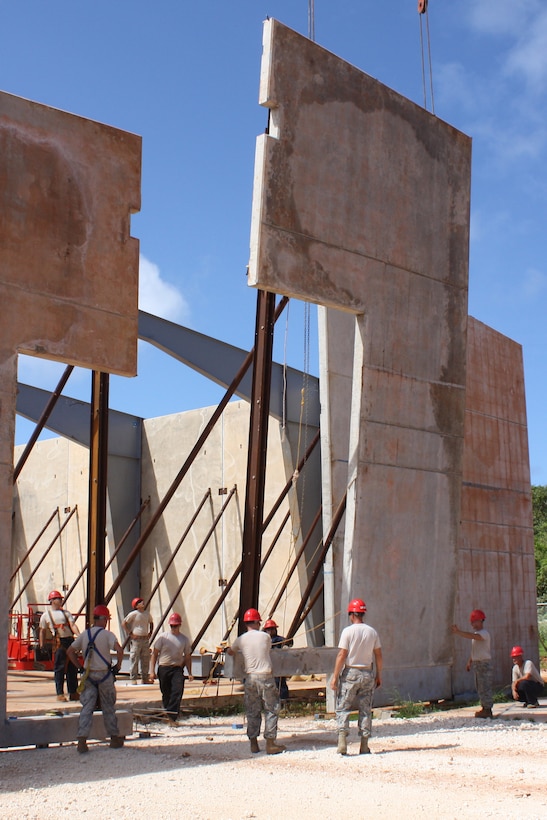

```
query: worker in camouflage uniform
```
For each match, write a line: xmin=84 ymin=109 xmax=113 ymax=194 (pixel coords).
xmin=331 ymin=598 xmax=382 ymax=755
xmin=227 ymin=608 xmax=286 ymax=755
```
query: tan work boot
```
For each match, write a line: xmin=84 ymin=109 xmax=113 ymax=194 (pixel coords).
xmin=266 ymin=738 xmax=286 ymax=755
xmin=359 ymin=736 xmax=370 ymax=755
xmin=336 ymin=732 xmax=347 ymax=755
xmin=249 ymin=737 xmax=260 ymax=754
xmin=474 ymin=707 xmax=493 ymax=719
xmin=77 ymin=737 xmax=88 ymax=754
xmin=109 ymin=735 xmax=124 ymax=748
xmin=57 ymin=694 xmax=68 ymax=702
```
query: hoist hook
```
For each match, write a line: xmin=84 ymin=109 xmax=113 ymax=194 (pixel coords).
xmin=418 ymin=0 xmax=428 ymax=13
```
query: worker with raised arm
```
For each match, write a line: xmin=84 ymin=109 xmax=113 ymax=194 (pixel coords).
xmin=452 ymin=609 xmax=493 ymax=718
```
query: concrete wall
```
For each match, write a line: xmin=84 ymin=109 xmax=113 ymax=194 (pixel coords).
xmin=139 ymin=402 xmax=309 ymax=647
xmin=454 ymin=317 xmax=537 ymax=693
xmin=11 ymin=401 xmax=311 ymax=650
xmin=249 ymin=19 xmax=471 ymax=703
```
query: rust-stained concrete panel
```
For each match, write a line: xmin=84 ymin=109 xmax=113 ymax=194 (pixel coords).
xmin=0 ymin=90 xmax=141 ymax=375
xmin=455 ymin=318 xmax=536 ymax=691
xmin=0 ymin=90 xmax=141 ymax=730
xmin=249 ymin=19 xmax=470 ymax=312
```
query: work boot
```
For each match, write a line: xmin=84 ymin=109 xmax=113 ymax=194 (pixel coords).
xmin=77 ymin=737 xmax=88 ymax=754
xmin=474 ymin=707 xmax=493 ymax=719
xmin=69 ymin=692 xmax=80 ymax=701
xmin=336 ymin=732 xmax=347 ymax=755
xmin=249 ymin=737 xmax=260 ymax=754
xmin=109 ymin=735 xmax=124 ymax=749
xmin=359 ymin=736 xmax=370 ymax=755
xmin=56 ymin=694 xmax=67 ymax=702
xmin=265 ymin=738 xmax=286 ymax=755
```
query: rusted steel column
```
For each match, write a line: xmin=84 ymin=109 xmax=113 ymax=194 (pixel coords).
xmin=87 ymin=371 xmax=109 ymax=617
xmin=238 ymin=289 xmax=276 ymax=631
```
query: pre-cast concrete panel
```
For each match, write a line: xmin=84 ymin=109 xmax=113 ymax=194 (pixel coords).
xmin=249 ymin=19 xmax=470 ymax=309
xmin=249 ymin=19 xmax=471 ymax=702
xmin=0 ymin=90 xmax=141 ymax=375
xmin=455 ymin=318 xmax=536 ymax=693
xmin=1 ymin=89 xmax=141 ymax=738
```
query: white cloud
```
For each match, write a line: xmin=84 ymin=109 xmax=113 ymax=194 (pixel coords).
xmin=467 ymin=0 xmax=537 ymax=36
xmin=138 ymin=254 xmax=189 ymax=322
xmin=505 ymin=10 xmax=547 ymax=92
xmin=466 ymin=1 xmax=547 ymax=92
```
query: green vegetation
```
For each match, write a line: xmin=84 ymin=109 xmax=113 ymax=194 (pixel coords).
xmin=393 ymin=699 xmax=426 ymax=718
xmin=532 ymin=485 xmax=547 ymax=602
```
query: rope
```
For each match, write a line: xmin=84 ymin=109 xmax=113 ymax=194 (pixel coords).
xmin=418 ymin=2 xmax=435 ymax=114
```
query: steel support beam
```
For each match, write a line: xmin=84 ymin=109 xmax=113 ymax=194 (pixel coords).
xmin=87 ymin=372 xmax=110 ymax=614
xmin=238 ymin=290 xmax=276 ymax=628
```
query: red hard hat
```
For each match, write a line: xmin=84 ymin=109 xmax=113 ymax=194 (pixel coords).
xmin=263 ymin=619 xmax=278 ymax=630
xmin=93 ymin=604 xmax=110 ymax=619
xmin=243 ymin=608 xmax=261 ymax=623
xmin=132 ymin=597 xmax=144 ymax=608
xmin=348 ymin=598 xmax=367 ymax=614
xmin=511 ymin=645 xmax=524 ymax=658
xmin=469 ymin=609 xmax=486 ymax=623
xmin=168 ymin=612 xmax=182 ymax=626
xmin=48 ymin=590 xmax=63 ymax=601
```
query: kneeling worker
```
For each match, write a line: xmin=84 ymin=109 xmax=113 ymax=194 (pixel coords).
xmin=510 ymin=645 xmax=544 ymax=708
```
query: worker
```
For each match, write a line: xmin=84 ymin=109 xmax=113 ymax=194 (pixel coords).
xmin=67 ymin=604 xmax=125 ymax=754
xmin=330 ymin=598 xmax=382 ymax=755
xmin=510 ymin=645 xmax=544 ymax=708
xmin=122 ymin=596 xmax=153 ymax=684
xmin=39 ymin=590 xmax=80 ymax=702
xmin=226 ymin=608 xmax=286 ymax=755
xmin=262 ymin=619 xmax=293 ymax=703
xmin=451 ymin=609 xmax=494 ymax=718
xmin=149 ymin=612 xmax=193 ymax=725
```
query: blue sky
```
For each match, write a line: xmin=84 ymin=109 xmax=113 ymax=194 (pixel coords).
xmin=3 ymin=1 xmax=547 ymax=483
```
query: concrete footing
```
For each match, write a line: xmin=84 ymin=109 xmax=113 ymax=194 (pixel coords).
xmin=1 ymin=710 xmax=133 ymax=748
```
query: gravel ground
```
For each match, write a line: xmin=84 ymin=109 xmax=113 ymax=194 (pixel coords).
xmin=1 ymin=710 xmax=546 ymax=819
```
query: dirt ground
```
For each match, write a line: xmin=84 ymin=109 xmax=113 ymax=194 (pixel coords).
xmin=1 ymin=706 xmax=546 ymax=819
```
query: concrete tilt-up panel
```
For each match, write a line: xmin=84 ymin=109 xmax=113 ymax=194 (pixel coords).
xmin=249 ymin=20 xmax=471 ymax=701
xmin=0 ymin=89 xmax=141 ymax=733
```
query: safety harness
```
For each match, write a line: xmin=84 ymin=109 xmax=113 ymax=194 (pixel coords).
xmin=77 ymin=627 xmax=112 ymax=693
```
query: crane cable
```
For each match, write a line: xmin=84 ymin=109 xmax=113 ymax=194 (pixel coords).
xmin=308 ymin=0 xmax=315 ymax=41
xmin=418 ymin=0 xmax=435 ymax=114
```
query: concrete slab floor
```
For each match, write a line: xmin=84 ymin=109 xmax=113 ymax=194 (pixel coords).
xmin=6 ymin=669 xmax=328 ymax=718
xmin=7 ymin=670 xmax=546 ymax=724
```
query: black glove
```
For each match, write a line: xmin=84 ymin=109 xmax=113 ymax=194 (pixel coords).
xmin=111 ymin=663 xmax=121 ymax=676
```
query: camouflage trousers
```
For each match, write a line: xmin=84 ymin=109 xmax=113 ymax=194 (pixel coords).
xmin=472 ymin=659 xmax=493 ymax=710
xmin=77 ymin=672 xmax=119 ymax=738
xmin=129 ymin=638 xmax=151 ymax=682
xmin=244 ymin=674 xmax=280 ymax=740
xmin=335 ymin=667 xmax=375 ymax=738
